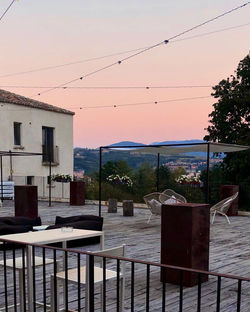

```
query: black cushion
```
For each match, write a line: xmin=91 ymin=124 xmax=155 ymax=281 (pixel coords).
xmin=0 ymin=217 xmax=41 ymax=226
xmin=55 ymin=216 xmax=81 ymax=224
xmin=0 ymin=224 xmax=33 ymax=250
xmin=48 ymin=220 xmax=103 ymax=231
xmin=55 ymin=215 xmax=103 ymax=225
xmin=47 ymin=218 xmax=103 ymax=247
xmin=0 ymin=224 xmax=32 ymax=236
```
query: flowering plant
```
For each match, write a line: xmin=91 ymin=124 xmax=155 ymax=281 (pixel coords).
xmin=176 ymin=175 xmax=200 ymax=185
xmin=51 ymin=174 xmax=72 ymax=182
xmin=106 ymin=174 xmax=133 ymax=187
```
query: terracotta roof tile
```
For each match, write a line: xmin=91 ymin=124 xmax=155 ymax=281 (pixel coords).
xmin=0 ymin=89 xmax=75 ymax=115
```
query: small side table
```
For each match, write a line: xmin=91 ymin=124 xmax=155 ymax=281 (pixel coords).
xmin=15 ymin=185 xmax=38 ymax=218
xmin=161 ymin=203 xmax=210 ymax=287
xmin=123 ymin=200 xmax=134 ymax=216
xmin=108 ymin=198 xmax=117 ymax=213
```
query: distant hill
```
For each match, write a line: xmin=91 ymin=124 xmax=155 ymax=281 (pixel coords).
xmin=74 ymin=139 xmax=210 ymax=174
xmin=151 ymin=139 xmax=204 ymax=145
xmin=109 ymin=141 xmax=145 ymax=147
xmin=109 ymin=139 xmax=207 ymax=157
xmin=108 ymin=139 xmax=204 ymax=147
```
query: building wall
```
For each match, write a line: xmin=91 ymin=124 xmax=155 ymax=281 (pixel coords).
xmin=0 ymin=102 xmax=74 ymax=199
xmin=11 ymin=176 xmax=70 ymax=201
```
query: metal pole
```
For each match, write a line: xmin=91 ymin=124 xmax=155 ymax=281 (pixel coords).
xmin=49 ymin=159 xmax=52 ymax=207
xmin=9 ymin=150 xmax=13 ymax=181
xmin=0 ymin=156 xmax=3 ymax=201
xmin=205 ymin=143 xmax=210 ymax=204
xmin=99 ymin=147 xmax=102 ymax=217
xmin=156 ymin=153 xmax=160 ymax=191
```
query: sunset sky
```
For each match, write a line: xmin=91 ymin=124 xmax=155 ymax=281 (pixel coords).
xmin=0 ymin=0 xmax=249 ymax=148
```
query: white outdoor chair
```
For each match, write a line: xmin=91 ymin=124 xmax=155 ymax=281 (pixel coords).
xmin=162 ymin=189 xmax=187 ymax=203
xmin=210 ymin=192 xmax=238 ymax=225
xmin=0 ymin=256 xmax=54 ymax=311
xmin=143 ymin=192 xmax=171 ymax=223
xmin=51 ymin=244 xmax=126 ymax=312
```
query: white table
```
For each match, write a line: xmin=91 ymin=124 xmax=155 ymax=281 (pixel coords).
xmin=0 ymin=228 xmax=104 ymax=312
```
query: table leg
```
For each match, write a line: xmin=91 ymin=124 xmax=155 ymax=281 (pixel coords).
xmin=62 ymin=241 xmax=67 ymax=310
xmin=100 ymin=233 xmax=104 ymax=250
xmin=26 ymin=245 xmax=34 ymax=312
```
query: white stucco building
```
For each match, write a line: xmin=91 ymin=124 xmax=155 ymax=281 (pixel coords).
xmin=0 ymin=89 xmax=75 ymax=201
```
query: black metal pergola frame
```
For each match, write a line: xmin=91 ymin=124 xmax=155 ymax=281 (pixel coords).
xmin=98 ymin=142 xmax=212 ymax=217
xmin=0 ymin=150 xmax=53 ymax=206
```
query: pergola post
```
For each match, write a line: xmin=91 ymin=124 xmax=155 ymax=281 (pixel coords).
xmin=49 ymin=159 xmax=52 ymax=207
xmin=156 ymin=153 xmax=160 ymax=191
xmin=9 ymin=150 xmax=13 ymax=181
xmin=99 ymin=147 xmax=102 ymax=217
xmin=205 ymin=143 xmax=210 ymax=204
xmin=0 ymin=155 xmax=3 ymax=201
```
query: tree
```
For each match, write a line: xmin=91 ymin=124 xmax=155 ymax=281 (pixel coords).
xmin=204 ymin=54 xmax=250 ymax=209
xmin=134 ymin=163 xmax=156 ymax=198
xmin=157 ymin=165 xmax=171 ymax=191
xmin=204 ymin=55 xmax=250 ymax=144
xmin=100 ymin=160 xmax=132 ymax=181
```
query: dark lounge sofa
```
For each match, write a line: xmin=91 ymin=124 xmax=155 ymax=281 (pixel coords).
xmin=0 ymin=215 xmax=103 ymax=248
xmin=0 ymin=216 xmax=41 ymax=249
xmin=0 ymin=216 xmax=41 ymax=235
xmin=47 ymin=214 xmax=104 ymax=247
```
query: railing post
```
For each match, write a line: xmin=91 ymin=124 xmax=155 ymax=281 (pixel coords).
xmin=216 ymin=276 xmax=221 ymax=312
xmin=131 ymin=262 xmax=134 ymax=312
xmin=87 ymin=254 xmax=95 ymax=312
xmin=237 ymin=279 xmax=242 ymax=312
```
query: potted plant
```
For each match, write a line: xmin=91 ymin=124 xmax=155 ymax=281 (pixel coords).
xmin=51 ymin=174 xmax=72 ymax=183
xmin=176 ymin=175 xmax=201 ymax=187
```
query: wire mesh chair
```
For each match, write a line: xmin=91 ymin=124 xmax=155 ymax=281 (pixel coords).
xmin=161 ymin=189 xmax=187 ymax=203
xmin=143 ymin=192 xmax=171 ymax=223
xmin=210 ymin=192 xmax=238 ymax=224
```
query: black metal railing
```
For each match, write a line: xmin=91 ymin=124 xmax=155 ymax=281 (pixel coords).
xmin=0 ymin=239 xmax=249 ymax=312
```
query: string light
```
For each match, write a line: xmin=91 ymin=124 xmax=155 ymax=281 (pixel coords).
xmin=0 ymin=0 xmax=16 ymax=22
xmin=0 ymin=22 xmax=249 ymax=79
xmin=68 ymin=95 xmax=211 ymax=110
xmin=0 ymin=84 xmax=213 ymax=90
xmin=30 ymin=2 xmax=250 ymax=98
xmin=0 ymin=95 xmax=211 ymax=112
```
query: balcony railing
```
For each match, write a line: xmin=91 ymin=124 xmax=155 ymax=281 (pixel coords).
xmin=0 ymin=239 xmax=249 ymax=311
xmin=42 ymin=145 xmax=59 ymax=165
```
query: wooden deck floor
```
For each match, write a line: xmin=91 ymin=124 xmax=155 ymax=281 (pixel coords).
xmin=0 ymin=201 xmax=250 ymax=311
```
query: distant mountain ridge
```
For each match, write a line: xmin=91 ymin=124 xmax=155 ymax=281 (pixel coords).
xmin=151 ymin=139 xmax=204 ymax=145
xmin=110 ymin=139 xmax=204 ymax=147
xmin=109 ymin=139 xmax=210 ymax=157
xmin=109 ymin=141 xmax=145 ymax=147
